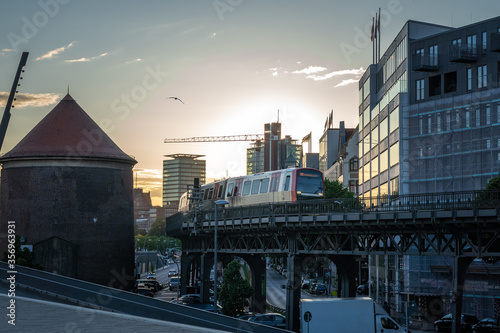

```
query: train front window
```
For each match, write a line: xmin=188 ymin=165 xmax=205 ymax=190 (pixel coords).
xmin=296 ymin=171 xmax=323 ymax=197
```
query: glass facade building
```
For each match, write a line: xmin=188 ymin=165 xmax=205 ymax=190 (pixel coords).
xmin=359 ymin=17 xmax=500 ymax=320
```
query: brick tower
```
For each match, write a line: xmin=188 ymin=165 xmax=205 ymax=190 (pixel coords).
xmin=0 ymin=93 xmax=137 ymax=290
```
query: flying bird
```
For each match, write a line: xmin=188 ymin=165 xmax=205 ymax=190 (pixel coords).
xmin=167 ymin=97 xmax=185 ymax=104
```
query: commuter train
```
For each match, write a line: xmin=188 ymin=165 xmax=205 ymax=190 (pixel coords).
xmin=178 ymin=167 xmax=324 ymax=212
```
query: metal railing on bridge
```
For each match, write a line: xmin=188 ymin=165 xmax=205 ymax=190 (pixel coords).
xmin=167 ymin=190 xmax=500 ymax=230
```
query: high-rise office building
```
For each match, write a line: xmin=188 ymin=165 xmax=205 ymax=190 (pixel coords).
xmin=246 ymin=122 xmax=302 ymax=175
xmin=162 ymin=154 xmax=206 ymax=208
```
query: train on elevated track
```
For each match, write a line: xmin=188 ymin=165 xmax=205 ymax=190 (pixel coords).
xmin=178 ymin=167 xmax=324 ymax=211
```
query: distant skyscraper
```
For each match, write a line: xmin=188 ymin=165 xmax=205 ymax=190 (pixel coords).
xmin=162 ymin=154 xmax=206 ymax=208
xmin=247 ymin=122 xmax=302 ymax=175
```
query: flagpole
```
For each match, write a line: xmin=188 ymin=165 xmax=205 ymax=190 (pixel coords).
xmin=378 ymin=7 xmax=381 ymax=62
xmin=371 ymin=16 xmax=375 ymax=64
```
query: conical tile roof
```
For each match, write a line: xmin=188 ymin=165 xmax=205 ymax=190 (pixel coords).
xmin=0 ymin=94 xmax=136 ymax=164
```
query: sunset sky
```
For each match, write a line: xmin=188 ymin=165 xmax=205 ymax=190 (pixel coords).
xmin=1 ymin=0 xmax=498 ymax=205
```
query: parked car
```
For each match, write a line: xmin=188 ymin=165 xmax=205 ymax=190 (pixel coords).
xmin=135 ymin=279 xmax=162 ymax=292
xmin=301 ymin=280 xmax=310 ymax=290
xmin=169 ymin=277 xmax=180 ymax=291
xmin=247 ymin=313 xmax=286 ymax=329
xmin=356 ymin=284 xmax=369 ymax=295
xmin=175 ymin=294 xmax=201 ymax=304
xmin=168 ymin=269 xmax=177 ymax=277
xmin=136 ymin=287 xmax=154 ymax=297
xmin=311 ymin=283 xmax=327 ymax=295
xmin=472 ymin=318 xmax=500 ymax=333
xmin=434 ymin=313 xmax=479 ymax=332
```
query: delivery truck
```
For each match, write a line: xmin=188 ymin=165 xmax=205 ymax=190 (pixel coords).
xmin=300 ymin=297 xmax=408 ymax=333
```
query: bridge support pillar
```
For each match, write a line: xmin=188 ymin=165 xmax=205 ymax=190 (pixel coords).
xmin=200 ymin=253 xmax=212 ymax=304
xmin=180 ymin=254 xmax=196 ymax=296
xmin=240 ymin=254 xmax=267 ymax=313
xmin=332 ymin=255 xmax=357 ymax=297
xmin=285 ymin=254 xmax=302 ymax=332
xmin=450 ymin=256 xmax=474 ymax=333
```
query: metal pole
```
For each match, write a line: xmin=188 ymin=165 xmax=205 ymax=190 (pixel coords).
xmin=0 ymin=52 xmax=28 ymax=151
xmin=213 ymin=204 xmax=218 ymax=312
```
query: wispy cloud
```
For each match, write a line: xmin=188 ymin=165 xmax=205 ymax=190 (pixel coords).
xmin=65 ymin=52 xmax=108 ymax=63
xmin=0 ymin=92 xmax=61 ymax=108
xmin=36 ymin=41 xmax=75 ymax=60
xmin=125 ymin=58 xmax=142 ymax=64
xmin=334 ymin=79 xmax=359 ymax=87
xmin=306 ymin=67 xmax=364 ymax=81
xmin=0 ymin=48 xmax=15 ymax=56
xmin=292 ymin=66 xmax=327 ymax=75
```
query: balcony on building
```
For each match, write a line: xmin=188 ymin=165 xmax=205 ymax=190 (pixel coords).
xmin=448 ymin=43 xmax=478 ymax=62
xmin=412 ymin=53 xmax=439 ymax=71
xmin=491 ymin=32 xmax=500 ymax=52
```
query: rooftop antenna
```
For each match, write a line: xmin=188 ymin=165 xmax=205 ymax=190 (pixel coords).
xmin=277 ymin=109 xmax=279 ymax=123
xmin=67 ymin=85 xmax=69 ymax=94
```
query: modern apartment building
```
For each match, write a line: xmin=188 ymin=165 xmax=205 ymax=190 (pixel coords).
xmin=162 ymin=154 xmax=206 ymax=208
xmin=358 ymin=16 xmax=500 ymax=321
xmin=359 ymin=17 xmax=500 ymax=202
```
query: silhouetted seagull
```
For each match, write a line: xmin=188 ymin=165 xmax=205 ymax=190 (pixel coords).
xmin=167 ymin=97 xmax=185 ymax=104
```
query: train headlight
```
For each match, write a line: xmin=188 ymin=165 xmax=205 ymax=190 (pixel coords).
xmin=297 ymin=191 xmax=302 ymax=195
xmin=319 ymin=193 xmax=323 ymax=196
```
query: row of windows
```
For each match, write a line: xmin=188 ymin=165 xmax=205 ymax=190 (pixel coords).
xmin=416 ymin=63 xmax=494 ymax=101
xmin=414 ymin=104 xmax=500 ymax=135
xmin=362 ymin=107 xmax=399 ymax=156
xmin=359 ymin=141 xmax=399 ymax=184
xmin=382 ymin=36 xmax=407 ymax=84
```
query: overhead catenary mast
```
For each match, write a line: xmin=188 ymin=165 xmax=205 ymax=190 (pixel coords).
xmin=0 ymin=52 xmax=29 ymax=151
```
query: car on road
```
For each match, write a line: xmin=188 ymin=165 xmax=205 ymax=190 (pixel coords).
xmin=146 ymin=273 xmax=156 ymax=280
xmin=472 ymin=318 xmax=500 ymax=333
xmin=434 ymin=313 xmax=479 ymax=332
xmin=246 ymin=313 xmax=286 ymax=329
xmin=301 ymin=280 xmax=310 ymax=290
xmin=135 ymin=279 xmax=162 ymax=292
xmin=169 ymin=277 xmax=180 ymax=291
xmin=310 ymin=283 xmax=327 ymax=295
xmin=175 ymin=294 xmax=201 ymax=304
xmin=136 ymin=287 xmax=154 ymax=297
xmin=168 ymin=269 xmax=177 ymax=277
xmin=356 ymin=284 xmax=369 ymax=295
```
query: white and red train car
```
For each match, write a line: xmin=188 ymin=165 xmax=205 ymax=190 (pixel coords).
xmin=178 ymin=167 xmax=324 ymax=212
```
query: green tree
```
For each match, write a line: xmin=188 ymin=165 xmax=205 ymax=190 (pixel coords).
xmin=219 ymin=260 xmax=253 ymax=317
xmin=2 ymin=235 xmax=42 ymax=270
xmin=324 ymin=178 xmax=355 ymax=199
xmin=148 ymin=217 xmax=166 ymax=237
xmin=486 ymin=174 xmax=500 ymax=190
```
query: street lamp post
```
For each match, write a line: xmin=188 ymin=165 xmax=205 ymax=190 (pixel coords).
xmin=213 ymin=200 xmax=229 ymax=312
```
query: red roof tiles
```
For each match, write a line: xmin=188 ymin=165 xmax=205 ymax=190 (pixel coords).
xmin=0 ymin=94 xmax=136 ymax=164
